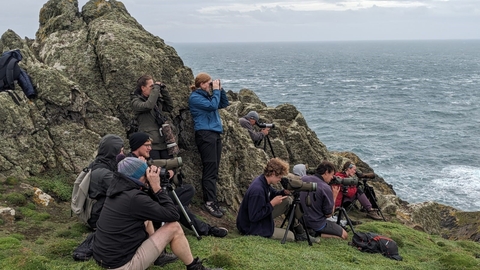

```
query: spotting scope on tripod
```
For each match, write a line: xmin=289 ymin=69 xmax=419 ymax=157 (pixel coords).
xmin=255 ymin=122 xmax=276 ymax=158
xmin=150 ymin=158 xmax=202 ymax=240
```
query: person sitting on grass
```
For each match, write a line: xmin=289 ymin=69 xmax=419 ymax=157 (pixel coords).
xmin=236 ymin=158 xmax=315 ymax=242
xmin=92 ymin=157 xmax=222 ymax=270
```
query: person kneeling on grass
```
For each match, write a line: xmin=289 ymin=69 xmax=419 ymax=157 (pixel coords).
xmin=299 ymin=160 xmax=348 ymax=240
xmin=92 ymin=157 xmax=222 ymax=270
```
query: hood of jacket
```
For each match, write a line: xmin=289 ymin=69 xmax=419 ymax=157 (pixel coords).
xmin=293 ymin=164 xmax=307 ymax=177
xmin=92 ymin=135 xmax=124 ymax=171
xmin=107 ymin=172 xmax=146 ymax=198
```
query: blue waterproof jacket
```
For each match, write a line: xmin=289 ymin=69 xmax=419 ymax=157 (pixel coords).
xmin=188 ymin=88 xmax=229 ymax=133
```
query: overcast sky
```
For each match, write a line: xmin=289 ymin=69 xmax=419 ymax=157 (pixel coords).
xmin=1 ymin=0 xmax=479 ymax=43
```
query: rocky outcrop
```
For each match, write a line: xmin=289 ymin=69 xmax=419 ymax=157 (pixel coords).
xmin=1 ymin=0 xmax=479 ymax=242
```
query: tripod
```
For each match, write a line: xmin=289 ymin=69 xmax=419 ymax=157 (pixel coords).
xmin=335 ymin=186 xmax=357 ymax=234
xmin=347 ymin=179 xmax=387 ymax=222
xmin=280 ymin=192 xmax=312 ymax=245
xmin=262 ymin=135 xmax=276 ymax=158
xmin=163 ymin=182 xmax=202 ymax=240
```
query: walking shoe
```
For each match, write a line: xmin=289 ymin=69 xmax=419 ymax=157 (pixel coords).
xmin=366 ymin=210 xmax=383 ymax=220
xmin=187 ymin=257 xmax=223 ymax=270
xmin=295 ymin=231 xmax=309 ymax=242
xmin=203 ymin=202 xmax=223 ymax=218
xmin=215 ymin=202 xmax=227 ymax=214
xmin=153 ymin=251 xmax=178 ymax=267
xmin=208 ymin=226 xmax=228 ymax=238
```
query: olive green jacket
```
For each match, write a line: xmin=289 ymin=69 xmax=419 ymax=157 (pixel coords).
xmin=131 ymin=84 xmax=173 ymax=150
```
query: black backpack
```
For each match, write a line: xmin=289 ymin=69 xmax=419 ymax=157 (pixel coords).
xmin=351 ymin=232 xmax=403 ymax=261
xmin=0 ymin=49 xmax=37 ymax=100
xmin=0 ymin=49 xmax=21 ymax=91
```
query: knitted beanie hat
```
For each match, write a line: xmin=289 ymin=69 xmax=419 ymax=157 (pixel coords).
xmin=246 ymin=111 xmax=259 ymax=121
xmin=129 ymin=132 xmax=151 ymax=151
xmin=118 ymin=157 xmax=148 ymax=180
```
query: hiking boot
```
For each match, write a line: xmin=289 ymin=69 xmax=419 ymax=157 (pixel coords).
xmin=153 ymin=251 xmax=178 ymax=267
xmin=187 ymin=257 xmax=223 ymax=270
xmin=203 ymin=202 xmax=223 ymax=218
xmin=294 ymin=231 xmax=309 ymax=242
xmin=215 ymin=202 xmax=227 ymax=214
xmin=208 ymin=226 xmax=228 ymax=238
xmin=366 ymin=210 xmax=383 ymax=220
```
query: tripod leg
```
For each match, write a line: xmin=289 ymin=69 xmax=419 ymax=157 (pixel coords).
xmin=265 ymin=135 xmax=275 ymax=158
xmin=170 ymin=190 xmax=202 ymax=240
xmin=338 ymin=207 xmax=356 ymax=235
xmin=281 ymin=203 xmax=296 ymax=244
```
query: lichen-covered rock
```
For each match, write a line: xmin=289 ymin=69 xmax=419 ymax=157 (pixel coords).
xmin=1 ymin=1 xmax=479 ymax=242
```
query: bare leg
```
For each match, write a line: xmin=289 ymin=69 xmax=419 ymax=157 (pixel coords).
xmin=149 ymin=222 xmax=194 ymax=265
xmin=145 ymin=220 xmax=155 ymax=236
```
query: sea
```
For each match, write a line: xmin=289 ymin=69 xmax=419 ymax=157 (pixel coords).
xmin=171 ymin=40 xmax=480 ymax=212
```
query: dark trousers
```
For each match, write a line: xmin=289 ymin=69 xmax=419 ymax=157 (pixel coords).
xmin=168 ymin=184 xmax=210 ymax=235
xmin=149 ymin=149 xmax=171 ymax=160
xmin=194 ymin=130 xmax=222 ymax=203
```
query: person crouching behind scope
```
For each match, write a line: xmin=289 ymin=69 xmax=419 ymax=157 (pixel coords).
xmin=333 ymin=161 xmax=382 ymax=220
xmin=236 ymin=158 xmax=312 ymax=242
xmin=299 ymin=161 xmax=348 ymax=240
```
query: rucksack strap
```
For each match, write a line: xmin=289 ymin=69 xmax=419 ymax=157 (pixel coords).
xmin=5 ymin=90 xmax=22 ymax=105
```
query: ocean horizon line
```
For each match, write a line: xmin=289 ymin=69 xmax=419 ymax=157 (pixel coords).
xmin=168 ymin=38 xmax=480 ymax=45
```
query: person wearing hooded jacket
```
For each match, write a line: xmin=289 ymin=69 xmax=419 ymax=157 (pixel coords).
xmin=87 ymin=134 xmax=124 ymax=229
xmin=93 ymin=157 xmax=221 ymax=270
xmin=131 ymin=75 xmax=174 ymax=160
xmin=293 ymin=164 xmax=307 ymax=177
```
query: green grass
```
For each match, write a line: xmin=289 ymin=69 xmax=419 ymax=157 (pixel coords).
xmin=1 ymin=221 xmax=479 ymax=270
xmin=1 ymin=173 xmax=479 ymax=270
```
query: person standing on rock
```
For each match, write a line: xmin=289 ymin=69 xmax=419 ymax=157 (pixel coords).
xmin=188 ymin=72 xmax=229 ymax=218
xmin=238 ymin=111 xmax=270 ymax=146
xmin=131 ymin=75 xmax=174 ymax=160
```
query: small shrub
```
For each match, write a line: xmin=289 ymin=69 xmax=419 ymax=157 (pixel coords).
xmin=0 ymin=237 xmax=21 ymax=251
xmin=5 ymin=176 xmax=19 ymax=185
xmin=18 ymin=207 xmax=51 ymax=222
xmin=35 ymin=238 xmax=46 ymax=245
xmin=8 ymin=234 xmax=24 ymax=241
xmin=439 ymin=253 xmax=479 ymax=269
xmin=26 ymin=171 xmax=72 ymax=202
xmin=45 ymin=239 xmax=78 ymax=258
xmin=5 ymin=193 xmax=27 ymax=206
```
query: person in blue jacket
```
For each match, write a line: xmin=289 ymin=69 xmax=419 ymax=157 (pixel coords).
xmin=188 ymin=72 xmax=229 ymax=218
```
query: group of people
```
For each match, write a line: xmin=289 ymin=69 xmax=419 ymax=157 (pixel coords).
xmin=80 ymin=72 xmax=383 ymax=269
xmin=84 ymin=72 xmax=229 ymax=270
xmin=236 ymin=158 xmax=381 ymax=243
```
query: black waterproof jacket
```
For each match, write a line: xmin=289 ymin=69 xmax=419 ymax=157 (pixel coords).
xmin=92 ymin=172 xmax=180 ymax=268
xmin=87 ymin=135 xmax=123 ymax=228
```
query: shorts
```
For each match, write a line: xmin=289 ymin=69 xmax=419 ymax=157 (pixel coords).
xmin=109 ymin=238 xmax=162 ymax=270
